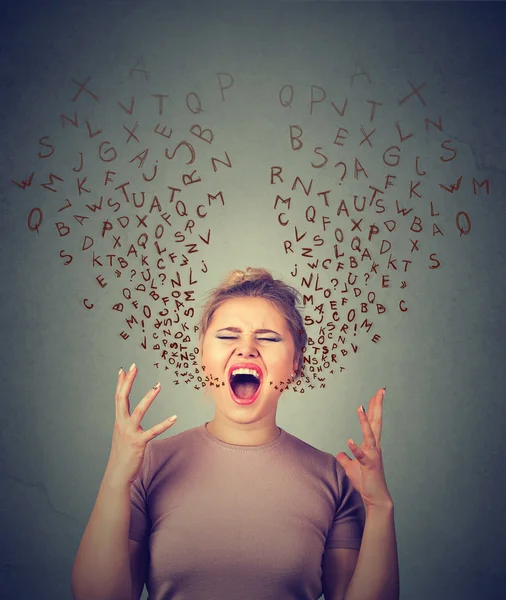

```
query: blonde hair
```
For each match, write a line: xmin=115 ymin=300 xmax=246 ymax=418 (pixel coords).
xmin=198 ymin=267 xmax=307 ymax=378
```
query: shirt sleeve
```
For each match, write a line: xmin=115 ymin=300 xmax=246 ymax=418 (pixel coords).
xmin=128 ymin=441 xmax=153 ymax=544
xmin=324 ymin=460 xmax=366 ymax=550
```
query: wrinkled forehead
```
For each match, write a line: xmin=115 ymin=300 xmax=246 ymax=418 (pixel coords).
xmin=209 ymin=297 xmax=287 ymax=330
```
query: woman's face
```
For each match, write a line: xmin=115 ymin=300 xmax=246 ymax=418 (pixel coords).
xmin=199 ymin=296 xmax=298 ymax=422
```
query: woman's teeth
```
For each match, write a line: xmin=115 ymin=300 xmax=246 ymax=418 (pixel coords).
xmin=230 ymin=368 xmax=260 ymax=379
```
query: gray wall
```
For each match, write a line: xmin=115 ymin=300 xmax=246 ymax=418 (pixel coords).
xmin=1 ymin=1 xmax=505 ymax=599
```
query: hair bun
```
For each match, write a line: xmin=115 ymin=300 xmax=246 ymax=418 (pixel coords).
xmin=223 ymin=267 xmax=274 ymax=290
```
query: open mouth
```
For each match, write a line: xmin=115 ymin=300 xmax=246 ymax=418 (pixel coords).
xmin=230 ymin=373 xmax=261 ymax=400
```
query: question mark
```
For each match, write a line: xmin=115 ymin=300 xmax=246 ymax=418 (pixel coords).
xmin=159 ymin=272 xmax=167 ymax=284
xmin=364 ymin=273 xmax=370 ymax=285
xmin=334 ymin=161 xmax=347 ymax=182
xmin=130 ymin=269 xmax=136 ymax=282
xmin=331 ymin=278 xmax=338 ymax=290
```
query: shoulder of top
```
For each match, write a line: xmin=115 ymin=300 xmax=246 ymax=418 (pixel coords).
xmin=285 ymin=432 xmax=335 ymax=462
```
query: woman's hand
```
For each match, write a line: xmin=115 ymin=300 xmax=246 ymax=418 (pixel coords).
xmin=105 ymin=364 xmax=178 ymax=487
xmin=335 ymin=388 xmax=393 ymax=510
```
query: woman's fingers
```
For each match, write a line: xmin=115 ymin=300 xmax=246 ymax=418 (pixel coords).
xmin=116 ymin=363 xmax=137 ymax=422
xmin=142 ymin=413 xmax=178 ymax=443
xmin=115 ymin=364 xmax=175 ymax=439
xmin=115 ymin=368 xmax=124 ymax=398
xmin=115 ymin=368 xmax=126 ymax=422
xmin=130 ymin=381 xmax=161 ymax=426
xmin=357 ymin=404 xmax=377 ymax=449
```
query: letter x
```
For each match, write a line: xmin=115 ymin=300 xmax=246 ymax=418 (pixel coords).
xmin=72 ymin=76 xmax=100 ymax=103
xmin=399 ymin=81 xmax=426 ymax=107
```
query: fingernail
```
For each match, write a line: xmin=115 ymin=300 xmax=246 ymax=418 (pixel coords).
xmin=129 ymin=363 xmax=136 ymax=372
xmin=382 ymin=387 xmax=386 ymax=396
xmin=360 ymin=405 xmax=366 ymax=413
xmin=118 ymin=367 xmax=123 ymax=375
xmin=153 ymin=382 xmax=160 ymax=389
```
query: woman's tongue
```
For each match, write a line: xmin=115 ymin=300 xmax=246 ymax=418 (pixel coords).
xmin=232 ymin=380 xmax=259 ymax=399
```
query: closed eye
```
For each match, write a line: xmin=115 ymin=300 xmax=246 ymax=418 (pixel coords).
xmin=217 ymin=336 xmax=278 ymax=341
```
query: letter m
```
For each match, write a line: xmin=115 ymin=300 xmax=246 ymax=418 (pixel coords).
xmin=274 ymin=195 xmax=291 ymax=210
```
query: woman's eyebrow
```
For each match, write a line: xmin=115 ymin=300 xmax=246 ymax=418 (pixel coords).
xmin=216 ymin=327 xmax=281 ymax=336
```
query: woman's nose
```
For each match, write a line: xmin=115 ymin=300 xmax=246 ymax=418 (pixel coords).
xmin=238 ymin=350 xmax=259 ymax=358
xmin=236 ymin=342 xmax=259 ymax=357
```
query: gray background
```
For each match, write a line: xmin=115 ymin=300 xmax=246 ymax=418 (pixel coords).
xmin=1 ymin=1 xmax=505 ymax=599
